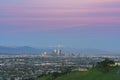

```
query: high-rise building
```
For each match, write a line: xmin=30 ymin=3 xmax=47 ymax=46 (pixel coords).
xmin=53 ymin=49 xmax=62 ymax=55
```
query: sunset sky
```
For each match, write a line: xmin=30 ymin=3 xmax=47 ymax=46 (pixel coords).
xmin=0 ymin=0 xmax=120 ymax=52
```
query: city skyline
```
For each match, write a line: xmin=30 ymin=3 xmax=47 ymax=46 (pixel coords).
xmin=0 ymin=0 xmax=120 ymax=52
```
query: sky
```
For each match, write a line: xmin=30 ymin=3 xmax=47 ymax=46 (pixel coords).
xmin=0 ymin=0 xmax=120 ymax=52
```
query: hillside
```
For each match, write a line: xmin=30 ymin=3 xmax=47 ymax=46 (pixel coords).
xmin=36 ymin=66 xmax=120 ymax=80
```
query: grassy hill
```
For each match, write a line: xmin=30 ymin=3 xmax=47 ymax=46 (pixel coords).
xmin=36 ymin=66 xmax=120 ymax=80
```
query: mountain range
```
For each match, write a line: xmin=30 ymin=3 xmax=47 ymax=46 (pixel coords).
xmin=0 ymin=46 xmax=118 ymax=55
xmin=0 ymin=46 xmax=41 ymax=54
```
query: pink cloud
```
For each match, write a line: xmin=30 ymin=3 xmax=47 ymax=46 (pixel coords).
xmin=1 ymin=7 xmax=120 ymax=18
xmin=0 ymin=0 xmax=120 ymax=32
xmin=1 ymin=0 xmax=120 ymax=18
xmin=0 ymin=16 xmax=120 ymax=29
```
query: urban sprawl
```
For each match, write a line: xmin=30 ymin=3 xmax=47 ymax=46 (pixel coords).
xmin=0 ymin=49 xmax=120 ymax=80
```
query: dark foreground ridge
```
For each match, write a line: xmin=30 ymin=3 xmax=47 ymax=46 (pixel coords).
xmin=36 ymin=66 xmax=120 ymax=80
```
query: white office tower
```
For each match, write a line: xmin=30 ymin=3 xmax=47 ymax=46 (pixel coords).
xmin=53 ymin=49 xmax=62 ymax=55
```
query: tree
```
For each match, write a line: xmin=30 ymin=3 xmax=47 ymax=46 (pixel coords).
xmin=96 ymin=58 xmax=115 ymax=73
